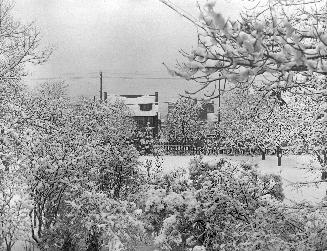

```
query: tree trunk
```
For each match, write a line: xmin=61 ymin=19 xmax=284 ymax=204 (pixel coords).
xmin=262 ymin=151 xmax=265 ymax=160
xmin=321 ymin=171 xmax=327 ymax=180
xmin=86 ymin=229 xmax=101 ymax=251
xmin=62 ymin=234 xmax=75 ymax=251
xmin=5 ymin=242 xmax=12 ymax=251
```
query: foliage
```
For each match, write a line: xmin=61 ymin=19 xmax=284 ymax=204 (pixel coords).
xmin=162 ymin=0 xmax=327 ymax=98
xmin=218 ymin=85 xmax=327 ymax=166
xmin=138 ymin=157 xmax=327 ymax=250
xmin=2 ymin=0 xmax=327 ymax=250
xmin=216 ymin=89 xmax=299 ymax=155
xmin=0 ymin=0 xmax=51 ymax=249
xmin=0 ymin=157 xmax=31 ymax=251
xmin=0 ymin=0 xmax=51 ymax=80
xmin=164 ymin=97 xmax=206 ymax=145
xmin=20 ymin=82 xmax=144 ymax=250
xmin=45 ymin=189 xmax=146 ymax=251
xmin=286 ymin=93 xmax=327 ymax=168
xmin=131 ymin=123 xmax=155 ymax=156
xmin=161 ymin=0 xmax=327 ymax=164
xmin=160 ymin=0 xmax=327 ymax=169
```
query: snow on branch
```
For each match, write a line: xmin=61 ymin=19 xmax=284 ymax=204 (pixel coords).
xmin=161 ymin=0 xmax=327 ymax=97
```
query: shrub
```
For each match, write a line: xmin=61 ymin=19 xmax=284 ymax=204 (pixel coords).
xmin=138 ymin=157 xmax=327 ymax=250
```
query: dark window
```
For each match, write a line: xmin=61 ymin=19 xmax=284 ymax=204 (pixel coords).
xmin=139 ymin=103 xmax=152 ymax=111
xmin=198 ymin=109 xmax=207 ymax=120
xmin=206 ymin=103 xmax=214 ymax=113
xmin=147 ymin=116 xmax=154 ymax=126
xmin=135 ymin=117 xmax=146 ymax=127
xmin=120 ymin=95 xmax=143 ymax=98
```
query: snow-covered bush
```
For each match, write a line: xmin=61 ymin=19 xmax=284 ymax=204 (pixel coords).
xmin=138 ymin=157 xmax=327 ymax=250
xmin=44 ymin=189 xmax=147 ymax=251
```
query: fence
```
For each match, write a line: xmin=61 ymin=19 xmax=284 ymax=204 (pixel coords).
xmin=153 ymin=144 xmax=293 ymax=156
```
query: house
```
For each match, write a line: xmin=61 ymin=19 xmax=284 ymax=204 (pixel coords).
xmin=118 ymin=92 xmax=160 ymax=136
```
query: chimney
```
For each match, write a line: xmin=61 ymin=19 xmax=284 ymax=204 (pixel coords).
xmin=104 ymin=92 xmax=108 ymax=102
xmin=155 ymin=92 xmax=158 ymax=103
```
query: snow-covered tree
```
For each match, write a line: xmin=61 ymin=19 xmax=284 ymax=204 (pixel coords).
xmin=0 ymin=0 xmax=51 ymax=181
xmin=20 ymin=82 xmax=144 ymax=250
xmin=0 ymin=0 xmax=51 ymax=80
xmin=164 ymin=97 xmax=206 ymax=145
xmin=162 ymin=0 xmax=327 ymax=98
xmin=0 ymin=1 xmax=51 ymax=249
xmin=286 ymin=92 xmax=327 ymax=169
xmin=161 ymin=0 xmax=327 ymax=171
xmin=0 ymin=157 xmax=31 ymax=251
xmin=217 ymin=89 xmax=300 ymax=158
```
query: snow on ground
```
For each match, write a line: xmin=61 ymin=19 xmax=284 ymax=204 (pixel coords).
xmin=139 ymin=155 xmax=327 ymax=204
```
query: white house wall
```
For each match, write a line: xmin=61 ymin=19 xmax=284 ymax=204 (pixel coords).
xmin=118 ymin=95 xmax=159 ymax=117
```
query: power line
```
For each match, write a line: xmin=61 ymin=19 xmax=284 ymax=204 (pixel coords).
xmin=99 ymin=71 xmax=103 ymax=101
xmin=29 ymin=70 xmax=167 ymax=77
xmin=27 ymin=75 xmax=186 ymax=81
xmin=164 ymin=0 xmax=199 ymax=22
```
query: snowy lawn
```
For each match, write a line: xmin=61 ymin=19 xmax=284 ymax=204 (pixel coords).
xmin=139 ymin=155 xmax=327 ymax=204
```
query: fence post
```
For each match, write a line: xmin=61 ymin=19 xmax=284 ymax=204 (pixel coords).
xmin=277 ymin=146 xmax=282 ymax=166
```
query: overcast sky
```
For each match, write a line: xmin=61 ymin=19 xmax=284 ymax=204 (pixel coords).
xmin=13 ymin=0 xmax=245 ymax=114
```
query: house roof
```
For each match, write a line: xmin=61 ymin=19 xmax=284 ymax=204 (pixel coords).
xmin=118 ymin=95 xmax=159 ymax=117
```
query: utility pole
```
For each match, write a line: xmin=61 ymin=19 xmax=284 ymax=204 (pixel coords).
xmin=218 ymin=59 xmax=226 ymax=124
xmin=277 ymin=124 xmax=282 ymax=166
xmin=99 ymin=71 xmax=103 ymax=101
xmin=217 ymin=77 xmax=226 ymax=124
xmin=218 ymin=79 xmax=221 ymax=124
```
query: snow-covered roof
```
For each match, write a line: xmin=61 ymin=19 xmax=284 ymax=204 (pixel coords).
xmin=120 ymin=95 xmax=155 ymax=105
xmin=118 ymin=95 xmax=159 ymax=117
